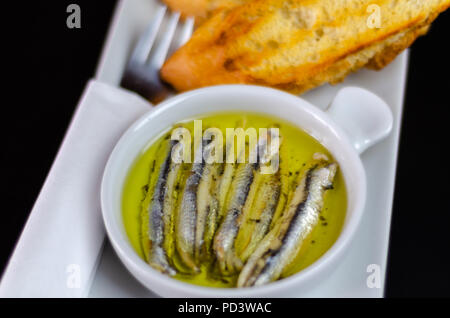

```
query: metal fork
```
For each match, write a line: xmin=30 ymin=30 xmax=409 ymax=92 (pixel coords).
xmin=120 ymin=5 xmax=194 ymax=103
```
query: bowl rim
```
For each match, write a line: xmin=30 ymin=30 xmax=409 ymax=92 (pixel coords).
xmin=101 ymin=84 xmax=367 ymax=297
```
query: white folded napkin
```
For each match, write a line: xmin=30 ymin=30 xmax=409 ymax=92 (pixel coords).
xmin=0 ymin=80 xmax=151 ymax=297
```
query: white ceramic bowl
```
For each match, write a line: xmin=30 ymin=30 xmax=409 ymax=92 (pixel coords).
xmin=101 ymin=85 xmax=393 ymax=297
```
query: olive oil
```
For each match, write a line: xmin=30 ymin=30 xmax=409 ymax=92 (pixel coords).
xmin=122 ymin=112 xmax=347 ymax=288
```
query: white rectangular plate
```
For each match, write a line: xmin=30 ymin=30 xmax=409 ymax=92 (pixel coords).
xmin=89 ymin=0 xmax=408 ymax=298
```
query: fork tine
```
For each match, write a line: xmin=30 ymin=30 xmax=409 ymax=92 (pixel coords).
xmin=178 ymin=17 xmax=195 ymax=47
xmin=121 ymin=6 xmax=194 ymax=103
xmin=168 ymin=17 xmax=194 ymax=57
xmin=130 ymin=6 xmax=167 ymax=65
xmin=150 ymin=11 xmax=180 ymax=69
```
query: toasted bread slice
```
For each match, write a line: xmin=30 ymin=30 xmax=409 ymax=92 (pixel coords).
xmin=161 ymin=0 xmax=450 ymax=94
xmin=163 ymin=0 xmax=250 ymax=22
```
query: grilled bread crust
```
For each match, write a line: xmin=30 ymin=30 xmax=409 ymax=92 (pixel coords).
xmin=161 ymin=0 xmax=450 ymax=94
xmin=163 ymin=0 xmax=249 ymax=22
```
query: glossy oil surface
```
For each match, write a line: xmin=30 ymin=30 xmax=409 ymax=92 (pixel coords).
xmin=122 ymin=112 xmax=347 ymax=287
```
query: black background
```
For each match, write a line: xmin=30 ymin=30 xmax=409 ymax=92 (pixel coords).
xmin=1 ymin=1 xmax=449 ymax=298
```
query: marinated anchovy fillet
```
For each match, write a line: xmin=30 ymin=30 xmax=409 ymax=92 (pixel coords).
xmin=162 ymin=142 xmax=184 ymax=262
xmin=236 ymin=134 xmax=289 ymax=261
xmin=237 ymin=158 xmax=337 ymax=287
xmin=216 ymin=120 xmax=247 ymax=221
xmin=195 ymin=157 xmax=223 ymax=262
xmin=214 ymin=130 xmax=281 ymax=274
xmin=268 ymin=135 xmax=290 ymax=225
xmin=213 ymin=160 xmax=257 ymax=274
xmin=144 ymin=139 xmax=182 ymax=276
xmin=239 ymin=175 xmax=281 ymax=262
xmin=176 ymin=138 xmax=217 ymax=271
xmin=201 ymin=177 xmax=221 ymax=261
xmin=216 ymin=142 xmax=237 ymax=220
xmin=204 ymin=121 xmax=248 ymax=263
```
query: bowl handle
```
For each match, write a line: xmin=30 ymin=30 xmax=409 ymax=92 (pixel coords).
xmin=326 ymin=87 xmax=393 ymax=155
